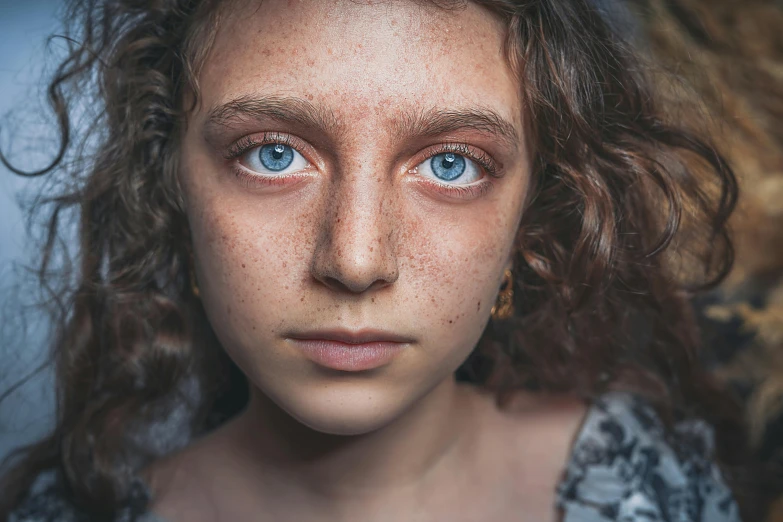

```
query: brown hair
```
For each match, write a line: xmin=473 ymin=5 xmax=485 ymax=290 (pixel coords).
xmin=0 ymin=0 xmax=766 ymax=519
xmin=633 ymin=0 xmax=783 ymax=284
xmin=630 ymin=0 xmax=783 ymax=516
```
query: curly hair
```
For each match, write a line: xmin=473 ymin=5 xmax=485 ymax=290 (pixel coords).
xmin=629 ymin=0 xmax=783 ymax=517
xmin=0 ymin=0 xmax=767 ymax=520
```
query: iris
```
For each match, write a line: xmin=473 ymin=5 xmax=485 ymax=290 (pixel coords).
xmin=259 ymin=144 xmax=294 ymax=172
xmin=430 ymin=153 xmax=465 ymax=181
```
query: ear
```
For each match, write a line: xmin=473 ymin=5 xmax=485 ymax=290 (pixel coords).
xmin=497 ymin=257 xmax=513 ymax=289
xmin=502 ymin=254 xmax=513 ymax=274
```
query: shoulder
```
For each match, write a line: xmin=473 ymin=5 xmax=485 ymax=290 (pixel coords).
xmin=556 ymin=391 xmax=741 ymax=522
xmin=7 ymin=469 xmax=162 ymax=522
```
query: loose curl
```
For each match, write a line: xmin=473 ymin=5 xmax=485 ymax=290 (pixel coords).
xmin=0 ymin=0 xmax=768 ymax=520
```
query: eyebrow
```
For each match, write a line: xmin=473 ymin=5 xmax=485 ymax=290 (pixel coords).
xmin=204 ymin=95 xmax=520 ymax=150
xmin=391 ymin=106 xmax=520 ymax=150
xmin=204 ymin=95 xmax=343 ymax=141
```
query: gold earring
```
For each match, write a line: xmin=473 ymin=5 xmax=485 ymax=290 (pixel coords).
xmin=491 ymin=268 xmax=514 ymax=320
xmin=189 ymin=253 xmax=200 ymax=298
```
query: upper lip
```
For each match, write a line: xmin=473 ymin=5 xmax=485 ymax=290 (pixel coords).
xmin=287 ymin=328 xmax=414 ymax=345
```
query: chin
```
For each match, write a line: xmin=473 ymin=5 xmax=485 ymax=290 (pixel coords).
xmin=266 ymin=381 xmax=415 ymax=436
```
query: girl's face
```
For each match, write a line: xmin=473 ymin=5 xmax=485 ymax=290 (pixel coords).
xmin=180 ymin=0 xmax=531 ymax=435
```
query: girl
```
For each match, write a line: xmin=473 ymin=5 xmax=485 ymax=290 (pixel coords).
xmin=0 ymin=0 xmax=763 ymax=520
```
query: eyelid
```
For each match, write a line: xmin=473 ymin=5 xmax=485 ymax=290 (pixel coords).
xmin=224 ymin=135 xmax=500 ymax=183
xmin=410 ymin=175 xmax=494 ymax=201
xmin=225 ymin=132 xmax=318 ymax=168
xmin=411 ymin=143 xmax=501 ymax=178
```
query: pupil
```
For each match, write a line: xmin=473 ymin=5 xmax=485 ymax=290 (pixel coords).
xmin=259 ymin=143 xmax=294 ymax=171
xmin=430 ymin=152 xmax=465 ymax=181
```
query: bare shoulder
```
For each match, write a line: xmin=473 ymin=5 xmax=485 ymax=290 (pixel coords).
xmin=501 ymin=389 xmax=585 ymax=463
xmin=467 ymin=386 xmax=588 ymax=450
xmin=499 ymin=390 xmax=588 ymax=483
xmin=462 ymin=386 xmax=588 ymax=521
xmin=141 ymin=451 xmax=214 ymax=522
xmin=141 ymin=419 xmax=241 ymax=522
xmin=500 ymin=389 xmax=588 ymax=434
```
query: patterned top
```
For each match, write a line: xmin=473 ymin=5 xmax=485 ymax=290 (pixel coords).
xmin=556 ymin=393 xmax=739 ymax=521
xmin=9 ymin=392 xmax=741 ymax=522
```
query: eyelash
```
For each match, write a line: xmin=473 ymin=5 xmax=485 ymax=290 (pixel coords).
xmin=225 ymin=132 xmax=313 ymax=187
xmin=224 ymin=133 xmax=500 ymax=195
xmin=225 ymin=132 xmax=305 ymax=160
xmin=425 ymin=142 xmax=499 ymax=178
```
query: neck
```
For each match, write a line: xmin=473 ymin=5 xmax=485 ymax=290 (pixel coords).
xmin=226 ymin=376 xmax=476 ymax=505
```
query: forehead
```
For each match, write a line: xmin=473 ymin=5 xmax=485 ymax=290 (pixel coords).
xmin=197 ymin=0 xmax=522 ymax=130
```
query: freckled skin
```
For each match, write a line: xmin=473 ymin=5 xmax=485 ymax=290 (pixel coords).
xmin=158 ymin=2 xmax=587 ymax=520
xmin=145 ymin=7 xmax=596 ymax=522
xmin=181 ymin=0 xmax=530 ymax=436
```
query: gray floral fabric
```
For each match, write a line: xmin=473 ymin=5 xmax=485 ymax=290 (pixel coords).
xmin=10 ymin=392 xmax=740 ymax=522
xmin=556 ymin=392 xmax=740 ymax=521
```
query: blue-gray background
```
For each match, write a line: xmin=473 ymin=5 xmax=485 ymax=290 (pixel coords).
xmin=0 ymin=0 xmax=64 ymax=462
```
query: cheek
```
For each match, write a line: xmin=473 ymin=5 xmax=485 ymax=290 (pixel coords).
xmin=398 ymin=197 xmax=517 ymax=350
xmin=186 ymin=186 xmax=319 ymax=345
xmin=181 ymin=136 xmax=526 ymax=370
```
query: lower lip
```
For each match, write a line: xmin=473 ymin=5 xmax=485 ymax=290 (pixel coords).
xmin=291 ymin=339 xmax=407 ymax=371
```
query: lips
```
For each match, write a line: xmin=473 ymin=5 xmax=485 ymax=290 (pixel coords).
xmin=289 ymin=328 xmax=414 ymax=345
xmin=287 ymin=329 xmax=413 ymax=371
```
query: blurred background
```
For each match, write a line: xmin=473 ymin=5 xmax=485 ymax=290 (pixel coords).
xmin=1 ymin=0 xmax=783 ymax=518
xmin=0 ymin=0 xmax=61 ymax=464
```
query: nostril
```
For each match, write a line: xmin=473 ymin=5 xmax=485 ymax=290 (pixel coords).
xmin=317 ymin=272 xmax=395 ymax=295
xmin=321 ymin=275 xmax=354 ymax=294
xmin=310 ymin=201 xmax=400 ymax=294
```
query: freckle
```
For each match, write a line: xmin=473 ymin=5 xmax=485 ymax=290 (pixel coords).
xmin=242 ymin=263 xmax=246 ymax=268
xmin=371 ymin=297 xmax=375 ymax=303
xmin=449 ymin=320 xmax=453 ymax=324
xmin=252 ymin=326 xmax=256 ymax=330
xmin=301 ymin=297 xmax=304 ymax=302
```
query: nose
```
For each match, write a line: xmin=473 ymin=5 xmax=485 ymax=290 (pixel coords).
xmin=311 ymin=175 xmax=399 ymax=294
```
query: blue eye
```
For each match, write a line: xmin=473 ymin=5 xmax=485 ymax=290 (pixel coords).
xmin=260 ymin=144 xmax=294 ymax=171
xmin=431 ymin=153 xmax=465 ymax=181
xmin=414 ymin=152 xmax=482 ymax=185
xmin=244 ymin=143 xmax=308 ymax=175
